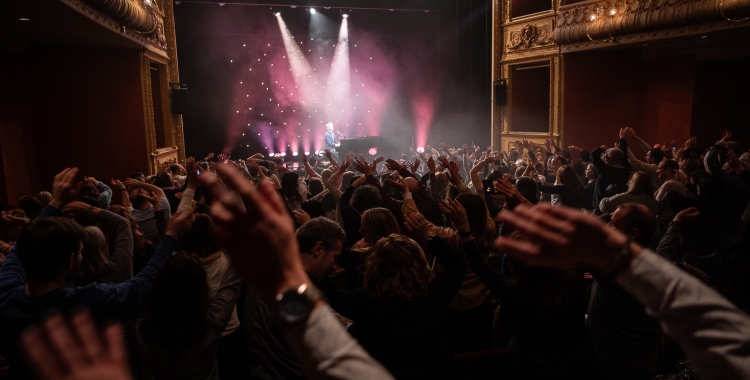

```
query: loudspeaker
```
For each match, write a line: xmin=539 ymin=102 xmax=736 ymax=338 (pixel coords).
xmin=171 ymin=87 xmax=189 ymax=114
xmin=494 ymin=80 xmax=507 ymax=106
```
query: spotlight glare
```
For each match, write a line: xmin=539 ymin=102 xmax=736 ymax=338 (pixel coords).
xmin=342 ymin=13 xmax=349 ymax=18
xmin=274 ymin=12 xmax=280 ymax=16
xmin=309 ymin=8 xmax=316 ymax=14
xmin=417 ymin=147 xmax=425 ymax=154
xmin=293 ymin=152 xmax=299 ymax=156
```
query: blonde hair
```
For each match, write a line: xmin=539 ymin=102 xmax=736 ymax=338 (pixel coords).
xmin=361 ymin=208 xmax=400 ymax=241
xmin=363 ymin=234 xmax=433 ymax=301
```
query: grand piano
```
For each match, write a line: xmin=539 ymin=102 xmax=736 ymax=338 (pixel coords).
xmin=338 ymin=135 xmax=411 ymax=157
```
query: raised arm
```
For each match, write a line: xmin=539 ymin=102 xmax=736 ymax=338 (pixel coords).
xmin=123 ymin=178 xmax=166 ymax=199
xmin=302 ymin=154 xmax=319 ymax=179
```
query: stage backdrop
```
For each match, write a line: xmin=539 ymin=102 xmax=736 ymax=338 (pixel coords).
xmin=174 ymin=0 xmax=492 ymax=159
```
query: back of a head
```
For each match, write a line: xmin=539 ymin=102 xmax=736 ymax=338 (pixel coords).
xmin=617 ymin=203 xmax=656 ymax=246
xmin=75 ymin=226 xmax=113 ymax=286
xmin=308 ymin=177 xmax=324 ymax=196
xmin=364 ymin=234 xmax=431 ymax=301
xmin=350 ymin=185 xmax=382 ymax=214
xmin=17 ymin=195 xmax=42 ymax=220
xmin=627 ymin=171 xmax=654 ymax=197
xmin=281 ymin=172 xmax=299 ymax=190
xmin=558 ymin=166 xmax=583 ymax=195
xmin=515 ymin=177 xmax=539 ymax=205
xmin=146 ymin=253 xmax=208 ymax=346
xmin=79 ymin=182 xmax=99 ymax=199
xmin=663 ymin=159 xmax=679 ymax=173
xmin=580 ymin=150 xmax=592 ymax=162
xmin=178 ymin=214 xmax=219 ymax=259
xmin=361 ymin=208 xmax=400 ymax=240
xmin=153 ymin=172 xmax=173 ymax=188
xmin=37 ymin=191 xmax=52 ymax=207
xmin=321 ymin=169 xmax=332 ymax=184
xmin=302 ymin=200 xmax=326 ymax=219
xmin=341 ymin=171 xmax=356 ymax=191
xmin=170 ymin=164 xmax=180 ymax=174
xmin=16 ymin=217 xmax=85 ymax=282
xmin=296 ymin=217 xmax=346 ymax=254
xmin=455 ymin=193 xmax=496 ymax=252
xmin=606 ymin=148 xmax=624 ymax=165
xmin=433 ymin=172 xmax=449 ymax=194
xmin=649 ymin=148 xmax=664 ymax=163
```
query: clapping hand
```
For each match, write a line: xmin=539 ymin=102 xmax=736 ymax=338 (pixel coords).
xmin=439 ymin=198 xmax=470 ymax=234
xmin=50 ymin=168 xmax=82 ymax=210
xmin=385 ymin=177 xmax=409 ymax=194
xmin=353 ymin=159 xmax=373 ymax=177
xmin=403 ymin=212 xmax=432 ymax=242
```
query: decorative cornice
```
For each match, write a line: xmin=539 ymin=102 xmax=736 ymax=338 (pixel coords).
xmin=81 ymin=0 xmax=158 ymax=34
xmin=507 ymin=24 xmax=554 ymax=50
xmin=553 ymin=0 xmax=750 ymax=46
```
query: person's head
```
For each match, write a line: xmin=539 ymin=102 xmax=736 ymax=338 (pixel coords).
xmin=340 ymin=171 xmax=356 ymax=192
xmin=308 ymin=177 xmax=324 ymax=196
xmin=16 ymin=217 xmax=85 ymax=283
xmin=170 ymin=164 xmax=181 ymax=175
xmin=131 ymin=172 xmax=146 ymax=182
xmin=321 ymin=169 xmax=332 ymax=184
xmin=302 ymin=199 xmax=326 ymax=218
xmin=509 ymin=150 xmax=519 ymax=162
xmin=557 ymin=166 xmax=583 ymax=195
xmin=603 ymin=148 xmax=624 ymax=166
xmin=350 ymin=185 xmax=382 ymax=215
xmin=515 ymin=177 xmax=539 ymax=204
xmin=657 ymin=159 xmax=679 ymax=181
xmin=17 ymin=195 xmax=42 ymax=220
xmin=74 ymin=226 xmax=114 ymax=286
xmin=37 ymin=191 xmax=52 ymax=207
xmin=153 ymin=172 xmax=173 ymax=188
xmin=403 ymin=177 xmax=420 ymax=192
xmin=433 ymin=172 xmax=449 ymax=199
xmin=515 ymin=165 xmax=528 ymax=179
xmin=455 ymin=193 xmax=496 ymax=252
xmin=145 ymin=253 xmax=209 ymax=347
xmin=552 ymin=156 xmax=567 ymax=171
xmin=79 ymin=182 xmax=100 ymax=199
xmin=128 ymin=187 xmax=151 ymax=208
xmin=579 ymin=150 xmax=592 ymax=163
xmin=608 ymin=203 xmax=656 ymax=246
xmin=647 ymin=148 xmax=664 ymax=165
xmin=363 ymin=234 xmax=432 ymax=301
xmin=296 ymin=217 xmax=345 ymax=281
xmin=626 ymin=171 xmax=654 ymax=197
xmin=281 ymin=172 xmax=302 ymax=205
xmin=585 ymin=163 xmax=599 ymax=181
xmin=326 ymin=122 xmax=334 ymax=132
xmin=178 ymin=214 xmax=220 ymax=259
xmin=359 ymin=208 xmax=400 ymax=245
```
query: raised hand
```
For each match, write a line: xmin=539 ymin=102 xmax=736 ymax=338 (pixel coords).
xmin=338 ymin=158 xmax=351 ymax=173
xmin=111 ymin=179 xmax=125 ymax=191
xmin=385 ymin=177 xmax=409 ymax=194
xmin=403 ymin=212 xmax=432 ymax=242
xmin=385 ymin=158 xmax=402 ymax=171
xmin=427 ymin=156 xmax=436 ymax=173
xmin=439 ymin=198 xmax=470 ymax=233
xmin=674 ymin=207 xmax=700 ymax=224
xmin=353 ymin=159 xmax=373 ymax=177
xmin=293 ymin=210 xmax=311 ymax=225
xmin=62 ymin=201 xmax=96 ymax=217
xmin=494 ymin=178 xmax=533 ymax=209
xmin=411 ymin=158 xmax=421 ymax=174
xmin=20 ymin=311 xmax=132 ymax=380
xmin=371 ymin=156 xmax=385 ymax=172
xmin=494 ymin=204 xmax=631 ymax=273
xmin=51 ymin=168 xmax=82 ymax=209
xmin=165 ymin=208 xmax=195 ymax=238
xmin=198 ymin=165 xmax=307 ymax=300
xmin=84 ymin=176 xmax=99 ymax=184
xmin=567 ymin=145 xmax=582 ymax=152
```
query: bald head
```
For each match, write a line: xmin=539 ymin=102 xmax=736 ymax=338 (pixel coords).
xmin=403 ymin=177 xmax=419 ymax=192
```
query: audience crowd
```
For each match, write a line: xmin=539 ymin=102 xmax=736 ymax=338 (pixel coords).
xmin=0 ymin=127 xmax=749 ymax=380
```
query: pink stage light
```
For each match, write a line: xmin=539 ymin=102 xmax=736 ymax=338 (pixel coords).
xmin=416 ymin=147 xmax=425 ymax=154
xmin=368 ymin=147 xmax=377 ymax=156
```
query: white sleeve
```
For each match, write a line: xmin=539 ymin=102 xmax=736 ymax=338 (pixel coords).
xmin=616 ymin=250 xmax=750 ymax=380
xmin=283 ymin=306 xmax=394 ymax=380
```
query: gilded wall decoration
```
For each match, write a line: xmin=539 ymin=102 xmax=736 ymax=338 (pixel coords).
xmin=507 ymin=24 xmax=554 ymax=50
xmin=553 ymin=0 xmax=750 ymax=46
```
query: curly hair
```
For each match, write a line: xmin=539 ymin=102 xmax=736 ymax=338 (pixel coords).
xmin=363 ymin=234 xmax=433 ymax=302
xmin=350 ymin=185 xmax=382 ymax=214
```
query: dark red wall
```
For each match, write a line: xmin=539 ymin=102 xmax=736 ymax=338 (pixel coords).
xmin=691 ymin=57 xmax=750 ymax=149
xmin=0 ymin=45 xmax=149 ymax=205
xmin=563 ymin=50 xmax=695 ymax=153
xmin=511 ymin=66 xmax=550 ymax=132
xmin=511 ymin=0 xmax=551 ymax=18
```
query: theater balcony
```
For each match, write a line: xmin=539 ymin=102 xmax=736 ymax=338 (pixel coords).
xmin=0 ymin=0 xmax=185 ymax=204
xmin=491 ymin=0 xmax=750 ymax=154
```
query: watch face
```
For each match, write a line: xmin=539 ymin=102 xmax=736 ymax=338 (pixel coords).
xmin=279 ymin=290 xmax=313 ymax=323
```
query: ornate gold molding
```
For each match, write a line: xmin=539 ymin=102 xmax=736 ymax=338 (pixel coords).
xmin=507 ymin=24 xmax=554 ymax=50
xmin=141 ymin=53 xmax=159 ymax=174
xmin=553 ymin=0 xmax=750 ymax=46
xmin=162 ymin=0 xmax=186 ymax=162
xmin=81 ymin=0 xmax=158 ymax=34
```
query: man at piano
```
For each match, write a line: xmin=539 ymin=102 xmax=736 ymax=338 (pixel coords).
xmin=324 ymin=122 xmax=340 ymax=158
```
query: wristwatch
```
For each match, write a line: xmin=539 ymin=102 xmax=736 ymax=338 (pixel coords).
xmin=276 ymin=283 xmax=322 ymax=324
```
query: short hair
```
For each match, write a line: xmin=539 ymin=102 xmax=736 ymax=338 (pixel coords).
xmin=350 ymin=185 xmax=382 ymax=214
xmin=131 ymin=172 xmax=145 ymax=180
xmin=649 ymin=148 xmax=664 ymax=163
xmin=509 ymin=151 xmax=520 ymax=161
xmin=18 ymin=195 xmax=42 ymax=220
xmin=16 ymin=217 xmax=85 ymax=282
xmin=616 ymin=203 xmax=656 ymax=246
xmin=662 ymin=159 xmax=679 ymax=173
xmin=605 ymin=148 xmax=624 ymax=165
xmin=37 ymin=191 xmax=52 ymax=207
xmin=153 ymin=172 xmax=173 ymax=188
xmin=554 ymin=156 xmax=568 ymax=166
xmin=296 ymin=217 xmax=345 ymax=254
xmin=170 ymin=164 xmax=181 ymax=174
xmin=308 ymin=177 xmax=324 ymax=196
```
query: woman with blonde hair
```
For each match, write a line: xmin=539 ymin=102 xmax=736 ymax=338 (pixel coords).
xmin=322 ymin=212 xmax=466 ymax=379
xmin=351 ymin=207 xmax=401 ymax=249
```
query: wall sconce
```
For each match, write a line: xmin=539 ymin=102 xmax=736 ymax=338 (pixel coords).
xmin=586 ymin=3 xmax=618 ymax=43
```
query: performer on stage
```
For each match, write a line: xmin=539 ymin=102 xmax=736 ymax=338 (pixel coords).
xmin=324 ymin=122 xmax=340 ymax=156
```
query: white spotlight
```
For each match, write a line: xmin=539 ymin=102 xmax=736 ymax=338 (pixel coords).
xmin=342 ymin=13 xmax=349 ymax=18
xmin=309 ymin=8 xmax=316 ymax=14
xmin=293 ymin=152 xmax=299 ymax=156
xmin=274 ymin=12 xmax=280 ymax=16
